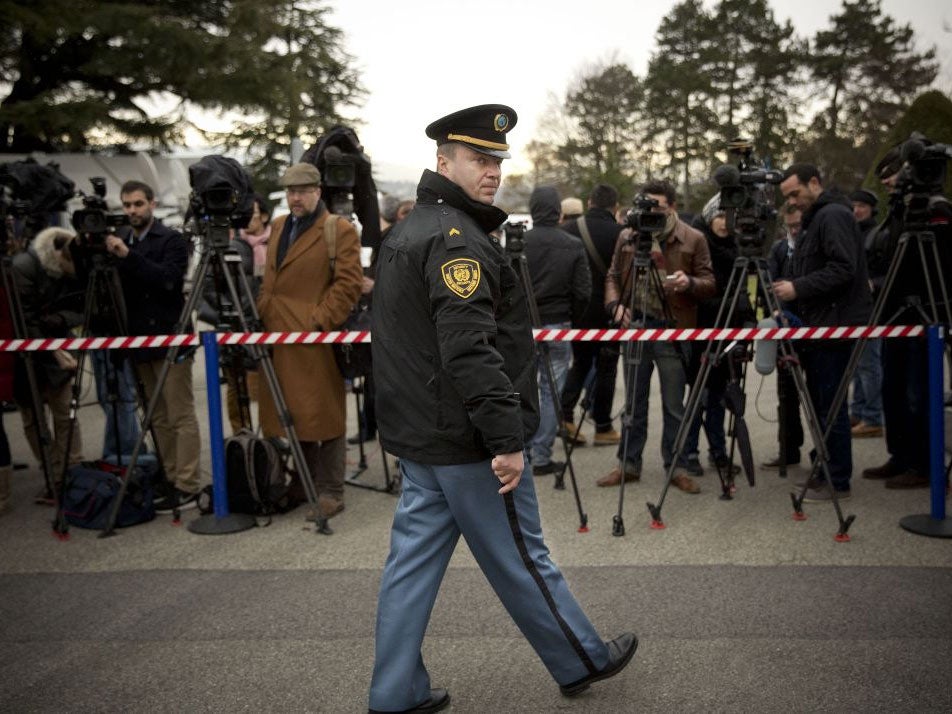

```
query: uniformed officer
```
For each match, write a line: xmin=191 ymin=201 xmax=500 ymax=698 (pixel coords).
xmin=367 ymin=105 xmax=637 ymax=713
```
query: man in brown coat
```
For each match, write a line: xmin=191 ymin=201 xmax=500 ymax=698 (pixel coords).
xmin=257 ymin=163 xmax=363 ymax=517
xmin=598 ymin=179 xmax=715 ymax=494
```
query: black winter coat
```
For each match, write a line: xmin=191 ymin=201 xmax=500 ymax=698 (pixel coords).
xmin=790 ymin=191 xmax=872 ymax=327
xmin=523 ymin=224 xmax=591 ymax=326
xmin=561 ymin=207 xmax=623 ymax=327
xmin=115 ymin=220 xmax=190 ymax=361
xmin=371 ymin=170 xmax=539 ymax=464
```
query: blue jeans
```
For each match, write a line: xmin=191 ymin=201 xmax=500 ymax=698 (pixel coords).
xmin=684 ymin=344 xmax=728 ymax=460
xmin=617 ymin=337 xmax=689 ymax=471
xmin=92 ymin=350 xmax=142 ymax=458
xmin=529 ymin=322 xmax=572 ymax=466
xmin=850 ymin=338 xmax=883 ymax=426
xmin=369 ymin=457 xmax=609 ymax=710
xmin=801 ymin=346 xmax=853 ymax=491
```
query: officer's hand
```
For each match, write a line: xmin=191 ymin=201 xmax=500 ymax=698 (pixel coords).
xmin=491 ymin=451 xmax=524 ymax=494
xmin=105 ymin=235 xmax=129 ymax=258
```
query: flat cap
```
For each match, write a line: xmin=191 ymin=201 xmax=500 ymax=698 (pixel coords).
xmin=849 ymin=189 xmax=878 ymax=207
xmin=280 ymin=162 xmax=321 ymax=187
xmin=426 ymin=104 xmax=517 ymax=159
xmin=875 ymin=147 xmax=903 ymax=180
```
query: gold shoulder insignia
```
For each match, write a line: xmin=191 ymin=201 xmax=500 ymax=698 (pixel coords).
xmin=441 ymin=258 xmax=481 ymax=299
xmin=448 ymin=227 xmax=461 ymax=237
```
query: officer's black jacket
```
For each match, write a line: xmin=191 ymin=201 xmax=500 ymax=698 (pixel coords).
xmin=372 ymin=169 xmax=539 ymax=464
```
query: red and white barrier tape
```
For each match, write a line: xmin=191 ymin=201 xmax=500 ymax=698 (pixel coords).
xmin=0 ymin=324 xmax=925 ymax=352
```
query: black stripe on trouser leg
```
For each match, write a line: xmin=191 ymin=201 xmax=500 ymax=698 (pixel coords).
xmin=503 ymin=491 xmax=598 ymax=675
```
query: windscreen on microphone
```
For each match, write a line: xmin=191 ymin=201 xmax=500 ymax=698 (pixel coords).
xmin=901 ymin=137 xmax=925 ymax=163
xmin=754 ymin=317 xmax=778 ymax=376
xmin=713 ymin=164 xmax=741 ymax=187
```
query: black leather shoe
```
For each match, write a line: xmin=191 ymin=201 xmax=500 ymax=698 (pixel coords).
xmin=368 ymin=688 xmax=449 ymax=714
xmin=560 ymin=632 xmax=638 ymax=697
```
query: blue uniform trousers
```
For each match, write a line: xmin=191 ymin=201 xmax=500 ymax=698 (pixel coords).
xmin=368 ymin=457 xmax=608 ymax=711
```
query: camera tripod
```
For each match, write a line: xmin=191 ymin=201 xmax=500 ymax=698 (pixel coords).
xmin=344 ymin=374 xmax=397 ymax=494
xmin=790 ymin=221 xmax=951 ymax=533
xmin=50 ymin=251 xmax=169 ymax=538
xmin=0 ymin=231 xmax=58 ymax=506
xmin=649 ymin=255 xmax=851 ymax=535
xmin=100 ymin=218 xmax=329 ymax=536
xmin=610 ymin=231 xmax=693 ymax=536
xmin=508 ymin=237 xmax=588 ymax=532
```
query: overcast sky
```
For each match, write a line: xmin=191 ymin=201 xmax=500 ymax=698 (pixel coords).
xmin=324 ymin=0 xmax=951 ymax=182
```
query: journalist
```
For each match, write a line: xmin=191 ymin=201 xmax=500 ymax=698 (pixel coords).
xmin=104 ymin=180 xmax=202 ymax=512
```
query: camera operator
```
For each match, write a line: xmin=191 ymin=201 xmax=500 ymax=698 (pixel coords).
xmin=682 ymin=194 xmax=753 ymax=476
xmin=762 ymin=205 xmax=805 ymax=469
xmin=599 ymin=179 xmax=715 ymax=493
xmin=12 ymin=227 xmax=85 ymax=501
xmin=257 ymin=163 xmax=363 ymax=520
xmin=776 ymin=164 xmax=872 ymax=502
xmin=522 ymin=185 xmax=592 ymax=476
xmin=104 ymin=180 xmax=202 ymax=512
xmin=862 ymin=143 xmax=952 ymax=489
xmin=560 ymin=184 xmax=625 ymax=447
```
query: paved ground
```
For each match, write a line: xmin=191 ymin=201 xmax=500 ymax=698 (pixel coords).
xmin=1 ymin=348 xmax=950 ymax=712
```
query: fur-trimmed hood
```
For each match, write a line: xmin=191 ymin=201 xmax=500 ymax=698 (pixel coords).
xmin=30 ymin=227 xmax=76 ymax=278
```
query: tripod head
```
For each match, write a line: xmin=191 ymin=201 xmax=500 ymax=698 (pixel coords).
xmin=502 ymin=220 xmax=527 ymax=257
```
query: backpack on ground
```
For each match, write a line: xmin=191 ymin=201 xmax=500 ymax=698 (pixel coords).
xmin=199 ymin=429 xmax=291 ymax=525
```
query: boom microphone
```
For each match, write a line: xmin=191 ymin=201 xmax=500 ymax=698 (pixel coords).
xmin=754 ymin=317 xmax=778 ymax=375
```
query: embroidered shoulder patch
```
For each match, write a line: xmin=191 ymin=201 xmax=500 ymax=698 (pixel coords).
xmin=441 ymin=258 xmax=481 ymax=299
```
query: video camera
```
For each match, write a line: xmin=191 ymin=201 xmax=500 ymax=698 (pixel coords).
xmin=624 ymin=194 xmax=666 ymax=252
xmin=71 ymin=177 xmax=130 ymax=249
xmin=187 ymin=155 xmax=255 ymax=249
xmin=713 ymin=139 xmax=781 ymax=255
xmin=0 ymin=159 xmax=75 ymax=247
xmin=893 ymin=132 xmax=952 ymax=222
xmin=503 ymin=220 xmax=527 ymax=255
xmin=302 ymin=126 xmax=381 ymax=250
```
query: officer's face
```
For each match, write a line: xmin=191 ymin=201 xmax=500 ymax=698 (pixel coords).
xmin=286 ymin=185 xmax=321 ymax=218
xmin=438 ymin=145 xmax=503 ymax=205
xmin=121 ymin=190 xmax=156 ymax=230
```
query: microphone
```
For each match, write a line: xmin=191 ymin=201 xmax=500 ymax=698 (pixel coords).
xmin=901 ymin=137 xmax=925 ymax=163
xmin=754 ymin=317 xmax=778 ymax=376
xmin=713 ymin=164 xmax=741 ymax=187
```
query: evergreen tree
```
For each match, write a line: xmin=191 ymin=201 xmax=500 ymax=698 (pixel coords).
xmin=708 ymin=0 xmax=805 ymax=166
xmin=806 ymin=0 xmax=938 ymax=184
xmin=643 ymin=0 xmax=720 ymax=206
xmin=0 ymin=0 xmax=362 ymax=181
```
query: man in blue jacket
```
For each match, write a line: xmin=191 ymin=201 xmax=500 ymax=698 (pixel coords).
xmin=775 ymin=164 xmax=872 ymax=501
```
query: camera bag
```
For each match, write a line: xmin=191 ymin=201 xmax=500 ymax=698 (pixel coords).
xmin=62 ymin=460 xmax=157 ymax=530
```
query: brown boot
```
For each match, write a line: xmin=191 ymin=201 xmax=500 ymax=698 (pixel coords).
xmin=862 ymin=461 xmax=902 ymax=480
xmin=671 ymin=469 xmax=701 ymax=494
xmin=0 ymin=466 xmax=11 ymax=515
xmin=596 ymin=466 xmax=639 ymax=487
xmin=317 ymin=494 xmax=345 ymax=518
xmin=884 ymin=470 xmax=929 ymax=489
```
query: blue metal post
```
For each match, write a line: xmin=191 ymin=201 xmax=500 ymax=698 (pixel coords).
xmin=927 ymin=325 xmax=945 ymax=520
xmin=202 ymin=331 xmax=230 ymax=519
